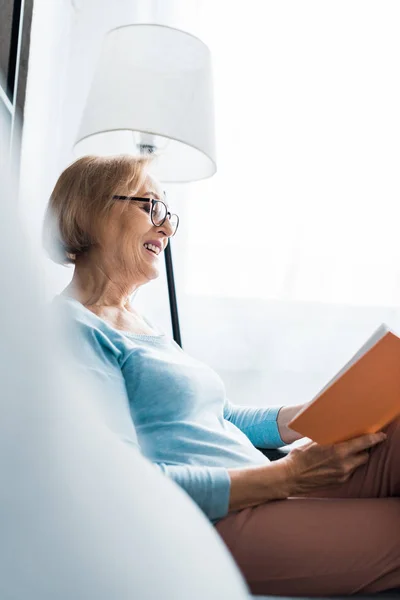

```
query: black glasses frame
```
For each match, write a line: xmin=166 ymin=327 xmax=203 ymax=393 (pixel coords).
xmin=113 ymin=195 xmax=179 ymax=236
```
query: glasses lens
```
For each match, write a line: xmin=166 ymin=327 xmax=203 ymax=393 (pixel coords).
xmin=151 ymin=200 xmax=167 ymax=226
xmin=169 ymin=214 xmax=179 ymax=235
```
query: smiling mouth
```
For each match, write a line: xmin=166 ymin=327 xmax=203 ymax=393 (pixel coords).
xmin=143 ymin=243 xmax=161 ymax=256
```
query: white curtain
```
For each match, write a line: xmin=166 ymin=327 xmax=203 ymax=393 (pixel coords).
xmin=20 ymin=0 xmax=400 ymax=408
xmin=170 ymin=0 xmax=400 ymax=408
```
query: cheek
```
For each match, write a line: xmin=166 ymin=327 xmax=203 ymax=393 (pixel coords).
xmin=116 ymin=217 xmax=148 ymax=265
xmin=99 ymin=208 xmax=151 ymax=264
xmin=102 ymin=211 xmax=137 ymax=247
xmin=119 ymin=216 xmax=142 ymax=248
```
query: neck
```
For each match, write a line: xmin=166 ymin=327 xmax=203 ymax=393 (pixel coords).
xmin=64 ymin=256 xmax=141 ymax=309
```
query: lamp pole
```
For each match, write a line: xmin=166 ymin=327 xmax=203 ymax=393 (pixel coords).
xmin=139 ymin=143 xmax=182 ymax=348
xmin=164 ymin=242 xmax=182 ymax=347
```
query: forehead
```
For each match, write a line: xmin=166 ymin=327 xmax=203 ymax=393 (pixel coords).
xmin=140 ymin=175 xmax=164 ymax=200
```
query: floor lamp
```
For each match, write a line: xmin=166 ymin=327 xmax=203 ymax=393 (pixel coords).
xmin=74 ymin=24 xmax=217 ymax=347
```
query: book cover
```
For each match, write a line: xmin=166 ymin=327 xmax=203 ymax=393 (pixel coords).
xmin=288 ymin=325 xmax=400 ymax=445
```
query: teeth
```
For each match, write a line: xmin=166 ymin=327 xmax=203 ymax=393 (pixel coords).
xmin=144 ymin=243 xmax=160 ymax=255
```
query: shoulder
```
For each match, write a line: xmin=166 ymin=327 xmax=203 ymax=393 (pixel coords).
xmin=52 ymin=296 xmax=127 ymax=363
xmin=53 ymin=295 xmax=106 ymax=333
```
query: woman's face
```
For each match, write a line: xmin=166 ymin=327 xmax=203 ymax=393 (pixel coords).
xmin=98 ymin=175 xmax=175 ymax=285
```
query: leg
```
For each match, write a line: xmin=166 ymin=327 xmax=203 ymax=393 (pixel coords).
xmin=216 ymin=497 xmax=400 ymax=597
xmin=311 ymin=417 xmax=400 ymax=499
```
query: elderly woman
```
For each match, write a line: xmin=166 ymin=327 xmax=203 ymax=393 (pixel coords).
xmin=44 ymin=155 xmax=400 ymax=597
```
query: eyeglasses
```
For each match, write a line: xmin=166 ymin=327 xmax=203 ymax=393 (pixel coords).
xmin=113 ymin=195 xmax=179 ymax=236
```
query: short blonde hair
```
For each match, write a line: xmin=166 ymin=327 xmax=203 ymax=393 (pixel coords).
xmin=43 ymin=154 xmax=151 ymax=265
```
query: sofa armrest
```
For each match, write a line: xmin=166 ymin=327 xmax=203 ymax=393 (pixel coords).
xmin=258 ymin=448 xmax=289 ymax=461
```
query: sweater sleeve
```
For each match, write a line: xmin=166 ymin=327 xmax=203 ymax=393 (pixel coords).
xmin=70 ymin=317 xmax=231 ymax=522
xmin=154 ymin=463 xmax=231 ymax=522
xmin=224 ymin=399 xmax=285 ymax=449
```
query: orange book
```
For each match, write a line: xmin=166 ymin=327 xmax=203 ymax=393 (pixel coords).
xmin=288 ymin=324 xmax=400 ymax=445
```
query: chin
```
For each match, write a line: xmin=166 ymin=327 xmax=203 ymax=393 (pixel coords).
xmin=146 ymin=266 xmax=160 ymax=282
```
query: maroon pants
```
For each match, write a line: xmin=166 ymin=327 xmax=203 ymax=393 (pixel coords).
xmin=216 ymin=418 xmax=400 ymax=597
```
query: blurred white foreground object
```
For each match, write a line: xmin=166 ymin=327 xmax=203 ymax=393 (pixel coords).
xmin=0 ymin=125 xmax=247 ymax=598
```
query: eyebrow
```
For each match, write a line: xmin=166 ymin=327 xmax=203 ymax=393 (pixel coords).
xmin=142 ymin=191 xmax=161 ymax=200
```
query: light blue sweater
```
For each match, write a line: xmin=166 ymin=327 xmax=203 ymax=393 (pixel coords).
xmin=60 ymin=297 xmax=284 ymax=522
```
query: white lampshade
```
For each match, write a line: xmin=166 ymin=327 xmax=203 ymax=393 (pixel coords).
xmin=74 ymin=24 xmax=217 ymax=183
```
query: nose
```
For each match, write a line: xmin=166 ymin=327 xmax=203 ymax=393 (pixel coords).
xmin=158 ymin=216 xmax=174 ymax=238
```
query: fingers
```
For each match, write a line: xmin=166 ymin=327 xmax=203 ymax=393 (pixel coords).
xmin=339 ymin=432 xmax=387 ymax=456
xmin=342 ymin=451 xmax=370 ymax=481
xmin=350 ymin=451 xmax=370 ymax=470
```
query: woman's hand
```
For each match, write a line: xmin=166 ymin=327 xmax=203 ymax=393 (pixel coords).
xmin=281 ymin=432 xmax=387 ymax=495
xmin=228 ymin=431 xmax=386 ymax=513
